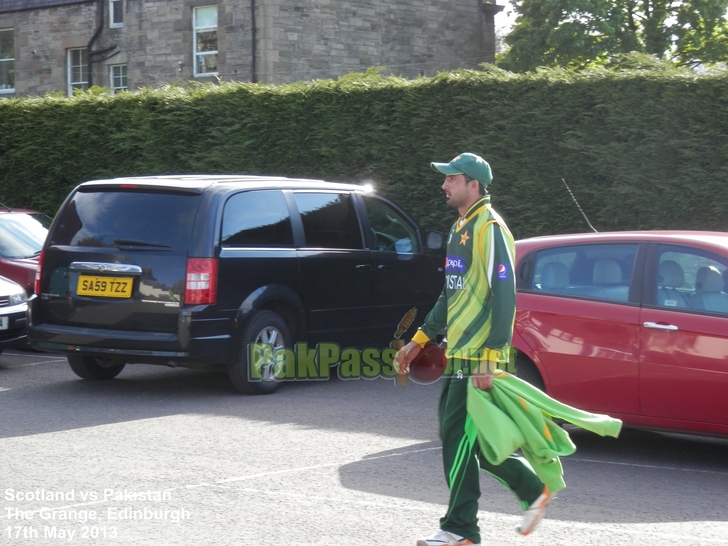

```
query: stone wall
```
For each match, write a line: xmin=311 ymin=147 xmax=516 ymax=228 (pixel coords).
xmin=119 ymin=0 xmax=253 ymax=87
xmin=1 ymin=0 xmax=502 ymax=96
xmin=2 ymin=2 xmax=97 ymax=96
xmin=258 ymin=0 xmax=493 ymax=84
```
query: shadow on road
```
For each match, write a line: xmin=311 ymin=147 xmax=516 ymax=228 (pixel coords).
xmin=3 ymin=351 xmax=728 ymax=528
xmin=0 ymin=354 xmax=441 ymax=442
xmin=336 ymin=427 xmax=728 ymax=526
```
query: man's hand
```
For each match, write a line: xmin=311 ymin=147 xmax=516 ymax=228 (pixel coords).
xmin=471 ymin=374 xmax=493 ymax=390
xmin=470 ymin=349 xmax=505 ymax=389
xmin=393 ymin=341 xmax=422 ymax=375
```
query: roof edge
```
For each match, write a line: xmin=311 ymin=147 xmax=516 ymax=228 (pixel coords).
xmin=0 ymin=0 xmax=93 ymax=15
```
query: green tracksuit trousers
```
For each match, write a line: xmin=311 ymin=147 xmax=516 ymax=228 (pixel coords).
xmin=438 ymin=373 xmax=544 ymax=543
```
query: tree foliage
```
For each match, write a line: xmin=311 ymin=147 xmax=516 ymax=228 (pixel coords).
xmin=3 ymin=69 xmax=728 ymax=238
xmin=498 ymin=0 xmax=728 ymax=72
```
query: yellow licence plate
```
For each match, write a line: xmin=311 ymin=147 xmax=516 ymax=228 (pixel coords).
xmin=77 ymin=275 xmax=134 ymax=298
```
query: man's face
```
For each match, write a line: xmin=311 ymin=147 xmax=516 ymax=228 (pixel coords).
xmin=442 ymin=174 xmax=476 ymax=209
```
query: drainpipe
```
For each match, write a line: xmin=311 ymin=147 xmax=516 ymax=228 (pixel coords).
xmin=251 ymin=0 xmax=257 ymax=83
xmin=87 ymin=0 xmax=118 ymax=88
xmin=86 ymin=0 xmax=104 ymax=87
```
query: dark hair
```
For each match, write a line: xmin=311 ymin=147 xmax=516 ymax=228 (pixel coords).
xmin=463 ymin=174 xmax=486 ymax=195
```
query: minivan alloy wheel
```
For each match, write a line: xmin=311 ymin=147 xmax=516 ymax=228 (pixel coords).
xmin=253 ymin=324 xmax=285 ymax=381
xmin=229 ymin=310 xmax=291 ymax=395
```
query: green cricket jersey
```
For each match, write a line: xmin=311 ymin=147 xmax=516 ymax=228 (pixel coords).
xmin=415 ymin=196 xmax=516 ymax=365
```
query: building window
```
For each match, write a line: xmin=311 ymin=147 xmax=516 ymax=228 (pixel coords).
xmin=110 ymin=0 xmax=123 ymax=28
xmin=193 ymin=6 xmax=218 ymax=76
xmin=110 ymin=64 xmax=127 ymax=93
xmin=0 ymin=29 xmax=14 ymax=93
xmin=67 ymin=48 xmax=88 ymax=95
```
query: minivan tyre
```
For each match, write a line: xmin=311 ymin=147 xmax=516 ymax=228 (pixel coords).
xmin=68 ymin=355 xmax=126 ymax=380
xmin=229 ymin=310 xmax=291 ymax=395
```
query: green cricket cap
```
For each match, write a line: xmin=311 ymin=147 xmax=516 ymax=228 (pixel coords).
xmin=431 ymin=153 xmax=493 ymax=188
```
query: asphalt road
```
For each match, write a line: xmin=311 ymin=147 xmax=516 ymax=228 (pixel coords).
xmin=1 ymin=349 xmax=727 ymax=546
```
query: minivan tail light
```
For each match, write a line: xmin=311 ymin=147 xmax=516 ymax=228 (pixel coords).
xmin=34 ymin=250 xmax=44 ymax=295
xmin=185 ymin=258 xmax=217 ymax=305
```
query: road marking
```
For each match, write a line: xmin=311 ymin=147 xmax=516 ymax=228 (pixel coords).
xmin=0 ymin=446 xmax=442 ymax=519
xmin=215 ymin=446 xmax=442 ymax=485
xmin=2 ymin=351 xmax=64 ymax=357
xmin=211 ymin=448 xmax=728 ymax=483
xmin=569 ymin=457 xmax=728 ymax=476
xmin=3 ymin=442 xmax=726 ymax=546
xmin=0 ymin=354 xmax=66 ymax=368
xmin=221 ymin=486 xmax=728 ymax=544
xmin=538 ymin=519 xmax=728 ymax=544
xmin=231 ymin=486 xmax=446 ymax=513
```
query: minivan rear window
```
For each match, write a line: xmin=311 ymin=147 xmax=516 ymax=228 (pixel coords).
xmin=50 ymin=191 xmax=199 ymax=250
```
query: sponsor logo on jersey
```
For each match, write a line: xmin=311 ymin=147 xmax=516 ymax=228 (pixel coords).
xmin=445 ymin=275 xmax=465 ymax=290
xmin=445 ymin=255 xmax=466 ymax=273
xmin=497 ymin=263 xmax=508 ymax=280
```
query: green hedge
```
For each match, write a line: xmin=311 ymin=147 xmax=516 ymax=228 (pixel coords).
xmin=1 ymin=68 xmax=727 ymax=240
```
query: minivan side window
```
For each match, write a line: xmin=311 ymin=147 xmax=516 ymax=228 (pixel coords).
xmin=221 ymin=190 xmax=293 ymax=247
xmin=531 ymin=243 xmax=637 ymax=302
xmin=292 ymin=192 xmax=363 ymax=250
xmin=362 ymin=196 xmax=419 ymax=253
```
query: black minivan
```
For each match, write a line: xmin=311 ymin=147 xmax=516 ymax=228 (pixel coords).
xmin=29 ymin=175 xmax=444 ymax=394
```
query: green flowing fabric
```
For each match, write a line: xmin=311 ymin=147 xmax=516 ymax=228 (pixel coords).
xmin=466 ymin=373 xmax=622 ymax=493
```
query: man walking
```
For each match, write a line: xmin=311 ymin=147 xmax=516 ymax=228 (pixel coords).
xmin=395 ymin=153 xmax=552 ymax=546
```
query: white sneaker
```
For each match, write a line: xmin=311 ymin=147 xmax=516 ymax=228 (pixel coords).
xmin=517 ymin=487 xmax=553 ymax=535
xmin=416 ymin=529 xmax=480 ymax=546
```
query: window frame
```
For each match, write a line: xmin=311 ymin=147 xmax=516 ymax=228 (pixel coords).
xmin=0 ymin=28 xmax=14 ymax=94
xmin=109 ymin=64 xmax=127 ymax=94
xmin=193 ymin=5 xmax=218 ymax=77
xmin=67 ymin=47 xmax=88 ymax=95
xmin=109 ymin=0 xmax=123 ymax=28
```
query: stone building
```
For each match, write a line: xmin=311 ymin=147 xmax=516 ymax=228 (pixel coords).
xmin=0 ymin=0 xmax=504 ymax=97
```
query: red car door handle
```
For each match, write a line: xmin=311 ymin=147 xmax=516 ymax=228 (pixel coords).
xmin=643 ymin=322 xmax=679 ymax=331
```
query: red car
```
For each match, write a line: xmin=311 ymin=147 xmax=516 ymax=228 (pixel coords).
xmin=0 ymin=207 xmax=52 ymax=294
xmin=513 ymin=231 xmax=728 ymax=438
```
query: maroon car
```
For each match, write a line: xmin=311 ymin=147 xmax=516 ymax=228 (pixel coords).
xmin=514 ymin=231 xmax=728 ymax=438
xmin=0 ymin=206 xmax=52 ymax=294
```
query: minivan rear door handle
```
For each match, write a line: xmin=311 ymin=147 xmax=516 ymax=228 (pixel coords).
xmin=643 ymin=322 xmax=678 ymax=331
xmin=354 ymin=264 xmax=372 ymax=270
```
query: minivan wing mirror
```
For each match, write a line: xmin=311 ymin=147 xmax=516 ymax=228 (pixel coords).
xmin=426 ymin=231 xmax=443 ymax=250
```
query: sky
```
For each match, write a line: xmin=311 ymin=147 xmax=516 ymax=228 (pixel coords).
xmin=495 ymin=1 xmax=517 ymax=33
